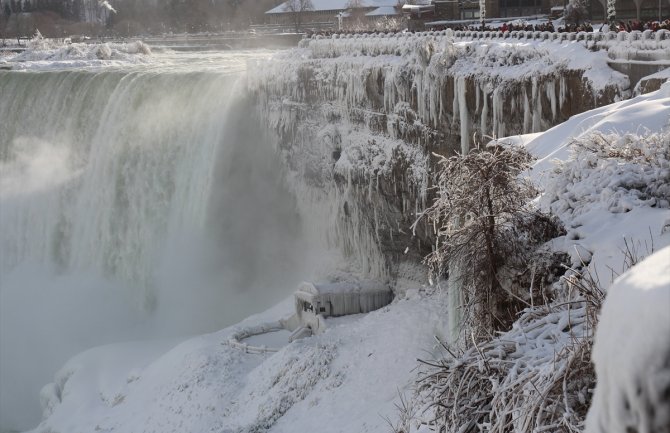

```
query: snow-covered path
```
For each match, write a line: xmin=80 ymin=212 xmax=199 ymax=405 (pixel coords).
xmin=32 ymin=292 xmax=448 ymax=433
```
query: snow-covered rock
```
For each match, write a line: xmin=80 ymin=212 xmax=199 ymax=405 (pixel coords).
xmin=586 ymin=246 xmax=670 ymax=433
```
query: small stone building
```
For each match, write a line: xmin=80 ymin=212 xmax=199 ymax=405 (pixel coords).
xmin=291 ymin=281 xmax=393 ymax=336
xmin=296 ymin=281 xmax=393 ymax=317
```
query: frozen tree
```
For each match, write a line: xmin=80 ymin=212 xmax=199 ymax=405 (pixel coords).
xmin=565 ymin=0 xmax=589 ymax=26
xmin=1 ymin=2 xmax=10 ymax=42
xmin=479 ymin=0 xmax=485 ymax=28
xmin=418 ymin=144 xmax=562 ymax=343
xmin=283 ymin=0 xmax=313 ymax=33
xmin=607 ymin=0 xmax=616 ymax=24
xmin=346 ymin=0 xmax=366 ymax=29
xmin=374 ymin=16 xmax=403 ymax=31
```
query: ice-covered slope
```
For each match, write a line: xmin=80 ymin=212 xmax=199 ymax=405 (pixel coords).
xmin=31 ymin=292 xmax=448 ymax=433
xmin=524 ymin=79 xmax=670 ymax=176
xmin=525 ymin=82 xmax=670 ymax=278
xmin=498 ymin=82 xmax=669 ymax=275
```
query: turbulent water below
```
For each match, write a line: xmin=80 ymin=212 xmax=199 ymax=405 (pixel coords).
xmin=0 ymin=49 xmax=329 ymax=432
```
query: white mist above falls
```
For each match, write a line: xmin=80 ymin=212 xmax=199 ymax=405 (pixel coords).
xmin=0 ymin=60 xmax=328 ymax=431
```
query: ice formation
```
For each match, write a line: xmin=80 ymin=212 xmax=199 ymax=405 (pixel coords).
xmin=248 ymin=31 xmax=630 ymax=279
xmin=1 ymin=37 xmax=152 ymax=69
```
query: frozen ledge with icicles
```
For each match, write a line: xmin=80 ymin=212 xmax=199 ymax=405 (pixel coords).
xmin=299 ymin=29 xmax=670 ymax=63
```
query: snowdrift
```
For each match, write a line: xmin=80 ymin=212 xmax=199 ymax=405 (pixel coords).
xmin=586 ymin=246 xmax=670 ymax=433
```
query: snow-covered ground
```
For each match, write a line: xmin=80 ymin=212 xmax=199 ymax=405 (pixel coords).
xmin=521 ymin=81 xmax=670 ymax=277
xmin=0 ymin=36 xmax=153 ymax=70
xmin=30 ymin=292 xmax=448 ymax=433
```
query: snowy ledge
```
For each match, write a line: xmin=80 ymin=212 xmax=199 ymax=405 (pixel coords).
xmin=302 ymin=28 xmax=670 ymax=60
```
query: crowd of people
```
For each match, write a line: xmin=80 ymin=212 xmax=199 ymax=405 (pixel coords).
xmin=303 ymin=17 xmax=670 ymax=38
xmin=445 ymin=21 xmax=558 ymax=32
xmin=433 ymin=18 xmax=670 ymax=33
xmin=613 ymin=18 xmax=670 ymax=32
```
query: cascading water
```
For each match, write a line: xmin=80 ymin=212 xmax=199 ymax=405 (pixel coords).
xmin=0 ymin=59 xmax=326 ymax=431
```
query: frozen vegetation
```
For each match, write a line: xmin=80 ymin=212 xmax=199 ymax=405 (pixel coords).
xmin=0 ymin=33 xmax=153 ymax=70
xmin=1 ymin=33 xmax=669 ymax=433
xmin=410 ymin=84 xmax=670 ymax=432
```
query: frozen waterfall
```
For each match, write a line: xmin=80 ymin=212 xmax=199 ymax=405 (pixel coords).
xmin=0 ymin=67 xmax=322 ymax=431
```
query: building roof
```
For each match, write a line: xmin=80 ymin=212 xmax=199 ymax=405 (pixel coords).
xmin=401 ymin=3 xmax=435 ymax=12
xmin=295 ymin=281 xmax=390 ymax=299
xmin=365 ymin=6 xmax=399 ymax=16
xmin=266 ymin=0 xmax=406 ymax=14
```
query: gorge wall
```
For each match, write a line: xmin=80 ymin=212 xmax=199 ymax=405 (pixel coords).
xmin=248 ymin=32 xmax=631 ymax=284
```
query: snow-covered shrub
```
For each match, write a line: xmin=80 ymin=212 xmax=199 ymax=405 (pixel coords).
xmin=413 ymin=260 xmax=606 ymax=433
xmin=545 ymin=131 xmax=670 ymax=216
xmin=25 ymin=29 xmax=56 ymax=51
xmin=418 ymin=309 xmax=594 ymax=432
xmin=412 ymin=230 xmax=666 ymax=433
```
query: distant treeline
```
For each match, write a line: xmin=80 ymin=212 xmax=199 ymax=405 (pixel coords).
xmin=0 ymin=0 xmax=285 ymax=37
xmin=2 ymin=0 xmax=82 ymax=19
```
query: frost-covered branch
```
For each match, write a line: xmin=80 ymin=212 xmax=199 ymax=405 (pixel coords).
xmin=418 ymin=144 xmax=563 ymax=341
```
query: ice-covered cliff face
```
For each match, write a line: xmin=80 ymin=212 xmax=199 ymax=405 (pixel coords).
xmin=249 ymin=33 xmax=630 ymax=280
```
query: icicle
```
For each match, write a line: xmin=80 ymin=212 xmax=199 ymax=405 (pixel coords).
xmin=523 ymin=87 xmax=531 ymax=133
xmin=374 ymin=206 xmax=380 ymax=244
xmin=457 ymin=76 xmax=470 ymax=154
xmin=368 ymin=174 xmax=374 ymax=201
xmin=546 ymin=80 xmax=557 ymax=121
xmin=480 ymin=82 xmax=489 ymax=138
xmin=559 ymin=76 xmax=567 ymax=112
xmin=532 ymin=76 xmax=542 ymax=133
xmin=492 ymin=87 xmax=504 ymax=139
xmin=452 ymin=76 xmax=460 ymax=128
